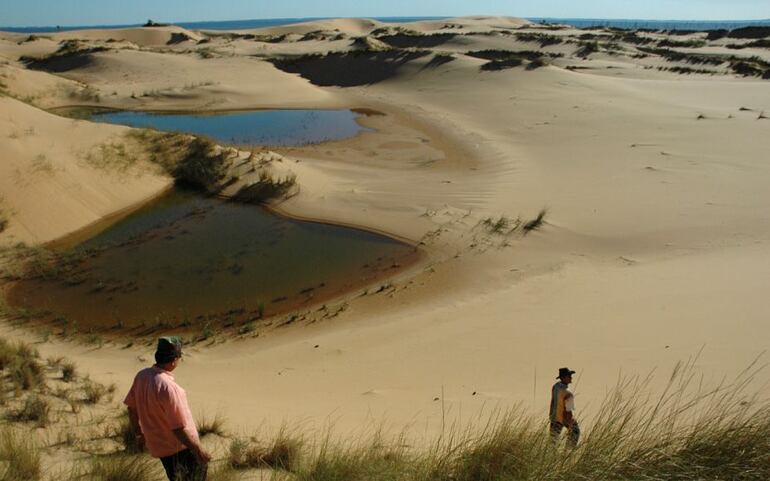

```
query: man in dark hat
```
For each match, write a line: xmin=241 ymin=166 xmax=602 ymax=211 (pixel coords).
xmin=124 ymin=337 xmax=211 ymax=481
xmin=549 ymin=367 xmax=580 ymax=447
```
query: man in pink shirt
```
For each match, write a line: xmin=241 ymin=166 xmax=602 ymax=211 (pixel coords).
xmin=125 ymin=337 xmax=211 ymax=481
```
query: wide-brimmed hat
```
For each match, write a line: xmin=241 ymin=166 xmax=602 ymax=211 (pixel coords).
xmin=155 ymin=336 xmax=183 ymax=364
xmin=557 ymin=367 xmax=576 ymax=379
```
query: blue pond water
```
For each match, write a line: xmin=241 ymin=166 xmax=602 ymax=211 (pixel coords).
xmin=89 ymin=109 xmax=369 ymax=147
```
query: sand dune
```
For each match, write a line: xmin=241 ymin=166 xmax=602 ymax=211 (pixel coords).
xmin=1 ymin=16 xmax=770 ymax=449
xmin=230 ymin=18 xmax=385 ymax=37
xmin=50 ymin=26 xmax=204 ymax=46
xmin=0 ymin=96 xmax=170 ymax=243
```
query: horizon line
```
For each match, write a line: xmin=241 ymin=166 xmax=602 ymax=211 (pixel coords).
xmin=3 ymin=15 xmax=770 ymax=31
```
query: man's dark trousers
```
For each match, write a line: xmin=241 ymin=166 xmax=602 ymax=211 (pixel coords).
xmin=160 ymin=449 xmax=207 ymax=481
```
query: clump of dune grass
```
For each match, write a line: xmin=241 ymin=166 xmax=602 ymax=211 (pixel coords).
xmin=229 ymin=426 xmax=303 ymax=471
xmin=197 ymin=412 xmax=227 ymax=437
xmin=0 ymin=196 xmax=8 ymax=233
xmin=0 ymin=242 xmax=87 ymax=284
xmin=61 ymin=360 xmax=77 ymax=382
xmin=206 ymin=464 xmax=239 ymax=481
xmin=232 ymin=171 xmax=298 ymax=204
xmin=127 ymin=130 xmax=231 ymax=194
xmin=8 ymin=395 xmax=50 ymax=426
xmin=77 ymin=454 xmax=161 ymax=481
xmin=295 ymin=430 xmax=415 ymax=481
xmin=522 ymin=209 xmax=547 ymax=234
xmin=0 ymin=427 xmax=40 ymax=481
xmin=0 ymin=338 xmax=46 ymax=390
xmin=82 ymin=379 xmax=114 ymax=404
xmin=112 ymin=411 xmax=143 ymax=454
xmin=482 ymin=216 xmax=518 ymax=234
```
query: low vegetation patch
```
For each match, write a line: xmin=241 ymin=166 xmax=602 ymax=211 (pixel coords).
xmin=514 ymin=32 xmax=564 ymax=47
xmin=726 ymin=39 xmax=770 ymax=49
xmin=468 ymin=50 xmax=562 ymax=71
xmin=636 ymin=46 xmax=770 ymax=78
xmin=659 ymin=65 xmax=714 ymax=75
xmin=0 ymin=198 xmax=8 ymax=234
xmin=229 ymin=428 xmax=303 ymax=471
xmin=523 ymin=209 xmax=548 ymax=234
xmin=423 ymin=53 xmax=456 ymax=69
xmin=85 ymin=141 xmax=139 ymax=172
xmin=231 ymin=171 xmax=298 ymax=204
xmin=615 ymin=32 xmax=656 ymax=45
xmin=658 ymin=38 xmax=707 ymax=48
xmin=61 ymin=360 xmax=77 ymax=382
xmin=0 ymin=242 xmax=89 ymax=285
xmin=377 ymin=33 xmax=456 ymax=49
xmin=0 ymin=427 xmax=40 ymax=481
xmin=0 ymin=338 xmax=46 ymax=391
xmin=300 ymin=30 xmax=346 ymax=42
xmin=637 ymin=46 xmax=726 ymax=66
xmin=197 ymin=412 xmax=227 ymax=437
xmin=83 ymin=379 xmax=113 ymax=404
xmin=727 ymin=26 xmax=770 ymax=39
xmin=77 ymin=454 xmax=161 ymax=481
xmin=128 ymin=130 xmax=232 ymax=193
xmin=269 ymin=49 xmax=431 ymax=87
xmin=20 ymin=39 xmax=109 ymax=73
xmin=576 ymin=40 xmax=600 ymax=57
xmin=7 ymin=395 xmax=50 ymax=426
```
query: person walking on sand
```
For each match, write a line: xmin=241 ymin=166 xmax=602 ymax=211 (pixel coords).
xmin=550 ymin=367 xmax=580 ymax=447
xmin=125 ymin=337 xmax=211 ymax=481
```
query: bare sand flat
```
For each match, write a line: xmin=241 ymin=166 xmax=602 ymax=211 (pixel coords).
xmin=1 ymin=16 xmax=770 ymax=455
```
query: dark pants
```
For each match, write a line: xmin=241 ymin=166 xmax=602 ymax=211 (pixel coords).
xmin=550 ymin=420 xmax=580 ymax=447
xmin=160 ymin=449 xmax=207 ymax=481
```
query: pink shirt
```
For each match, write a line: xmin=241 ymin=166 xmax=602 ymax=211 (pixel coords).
xmin=124 ymin=366 xmax=199 ymax=458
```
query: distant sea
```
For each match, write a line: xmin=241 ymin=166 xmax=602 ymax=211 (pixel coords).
xmin=3 ymin=16 xmax=770 ymax=34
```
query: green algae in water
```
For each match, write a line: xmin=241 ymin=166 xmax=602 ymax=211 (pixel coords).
xmin=8 ymin=190 xmax=419 ymax=329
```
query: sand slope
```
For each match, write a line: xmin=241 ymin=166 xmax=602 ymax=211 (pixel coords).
xmin=0 ymin=96 xmax=170 ymax=244
xmin=1 ymin=16 xmax=769 ymax=443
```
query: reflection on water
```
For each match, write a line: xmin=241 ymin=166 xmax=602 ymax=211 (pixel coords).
xmin=9 ymin=190 xmax=419 ymax=329
xmin=89 ymin=109 xmax=370 ymax=146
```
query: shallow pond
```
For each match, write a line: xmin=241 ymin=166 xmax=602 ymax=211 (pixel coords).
xmin=8 ymin=190 xmax=419 ymax=330
xmin=7 ymin=109 xmax=417 ymax=331
xmin=88 ymin=109 xmax=370 ymax=146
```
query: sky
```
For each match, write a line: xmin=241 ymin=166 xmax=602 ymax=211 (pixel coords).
xmin=1 ymin=0 xmax=769 ymax=27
